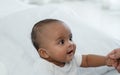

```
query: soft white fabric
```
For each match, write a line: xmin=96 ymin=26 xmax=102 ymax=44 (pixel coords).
xmin=33 ymin=54 xmax=82 ymax=75
xmin=0 ymin=34 xmax=35 ymax=75
xmin=20 ymin=0 xmax=79 ymax=5
xmin=0 ymin=0 xmax=36 ymax=18
xmin=0 ymin=3 xmax=120 ymax=75
xmin=60 ymin=1 xmax=120 ymax=40
xmin=20 ymin=0 xmax=120 ymax=11
xmin=0 ymin=62 xmax=7 ymax=75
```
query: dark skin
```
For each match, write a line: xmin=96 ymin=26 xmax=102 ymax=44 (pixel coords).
xmin=81 ymin=54 xmax=106 ymax=67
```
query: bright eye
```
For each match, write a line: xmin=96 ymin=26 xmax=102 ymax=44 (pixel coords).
xmin=69 ymin=35 xmax=72 ymax=41
xmin=59 ymin=39 xmax=64 ymax=45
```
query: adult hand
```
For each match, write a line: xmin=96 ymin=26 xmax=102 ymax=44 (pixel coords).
xmin=108 ymin=48 xmax=120 ymax=73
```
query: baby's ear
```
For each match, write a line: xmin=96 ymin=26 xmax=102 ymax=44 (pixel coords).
xmin=38 ymin=48 xmax=49 ymax=59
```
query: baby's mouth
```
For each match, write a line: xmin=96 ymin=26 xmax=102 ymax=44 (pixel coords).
xmin=67 ymin=50 xmax=73 ymax=54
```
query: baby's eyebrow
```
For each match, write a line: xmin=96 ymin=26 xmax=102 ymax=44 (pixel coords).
xmin=55 ymin=30 xmax=72 ymax=40
xmin=55 ymin=36 xmax=63 ymax=41
xmin=56 ymin=33 xmax=72 ymax=41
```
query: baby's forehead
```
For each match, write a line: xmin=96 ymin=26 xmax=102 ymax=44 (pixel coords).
xmin=40 ymin=21 xmax=67 ymax=30
xmin=38 ymin=21 xmax=62 ymax=28
xmin=39 ymin=22 xmax=70 ymax=33
xmin=36 ymin=20 xmax=71 ymax=37
xmin=36 ymin=21 xmax=72 ymax=42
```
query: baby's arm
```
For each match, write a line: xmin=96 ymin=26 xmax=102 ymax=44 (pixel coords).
xmin=81 ymin=54 xmax=108 ymax=67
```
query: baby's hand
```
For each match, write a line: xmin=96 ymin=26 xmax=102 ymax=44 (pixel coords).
xmin=106 ymin=57 xmax=118 ymax=67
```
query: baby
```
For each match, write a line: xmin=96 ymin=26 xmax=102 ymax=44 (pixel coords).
xmin=31 ymin=19 xmax=116 ymax=75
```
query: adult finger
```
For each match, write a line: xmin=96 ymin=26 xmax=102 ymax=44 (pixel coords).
xmin=116 ymin=63 xmax=120 ymax=73
xmin=109 ymin=49 xmax=120 ymax=59
xmin=107 ymin=50 xmax=116 ymax=59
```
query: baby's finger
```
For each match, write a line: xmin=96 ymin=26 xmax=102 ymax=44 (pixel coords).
xmin=111 ymin=53 xmax=120 ymax=60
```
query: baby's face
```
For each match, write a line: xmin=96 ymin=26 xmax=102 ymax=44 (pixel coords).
xmin=39 ymin=22 xmax=76 ymax=66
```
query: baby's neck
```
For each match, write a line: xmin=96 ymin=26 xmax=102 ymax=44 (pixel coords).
xmin=43 ymin=58 xmax=65 ymax=67
xmin=52 ymin=61 xmax=65 ymax=67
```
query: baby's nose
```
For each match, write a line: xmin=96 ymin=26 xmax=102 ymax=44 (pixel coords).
xmin=68 ymin=41 xmax=74 ymax=49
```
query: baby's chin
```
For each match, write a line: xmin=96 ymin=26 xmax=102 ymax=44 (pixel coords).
xmin=66 ymin=55 xmax=74 ymax=63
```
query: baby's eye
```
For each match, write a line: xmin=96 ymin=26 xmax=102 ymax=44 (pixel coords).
xmin=69 ymin=35 xmax=72 ymax=41
xmin=69 ymin=37 xmax=72 ymax=41
xmin=59 ymin=39 xmax=65 ymax=45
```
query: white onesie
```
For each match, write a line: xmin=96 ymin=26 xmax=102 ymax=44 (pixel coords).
xmin=33 ymin=54 xmax=82 ymax=75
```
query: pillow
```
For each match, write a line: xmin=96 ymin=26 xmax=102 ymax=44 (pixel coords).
xmin=0 ymin=4 xmax=120 ymax=75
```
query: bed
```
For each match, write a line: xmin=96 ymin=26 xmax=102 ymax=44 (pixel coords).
xmin=0 ymin=0 xmax=120 ymax=75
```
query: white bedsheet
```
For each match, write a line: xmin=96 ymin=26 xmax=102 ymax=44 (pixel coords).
xmin=0 ymin=62 xmax=7 ymax=75
xmin=0 ymin=1 xmax=120 ymax=75
xmin=0 ymin=0 xmax=36 ymax=18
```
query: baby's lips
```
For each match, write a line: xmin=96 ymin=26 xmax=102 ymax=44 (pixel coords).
xmin=67 ymin=50 xmax=73 ymax=54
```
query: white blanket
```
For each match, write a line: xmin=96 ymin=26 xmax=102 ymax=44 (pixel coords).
xmin=0 ymin=0 xmax=36 ymax=18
